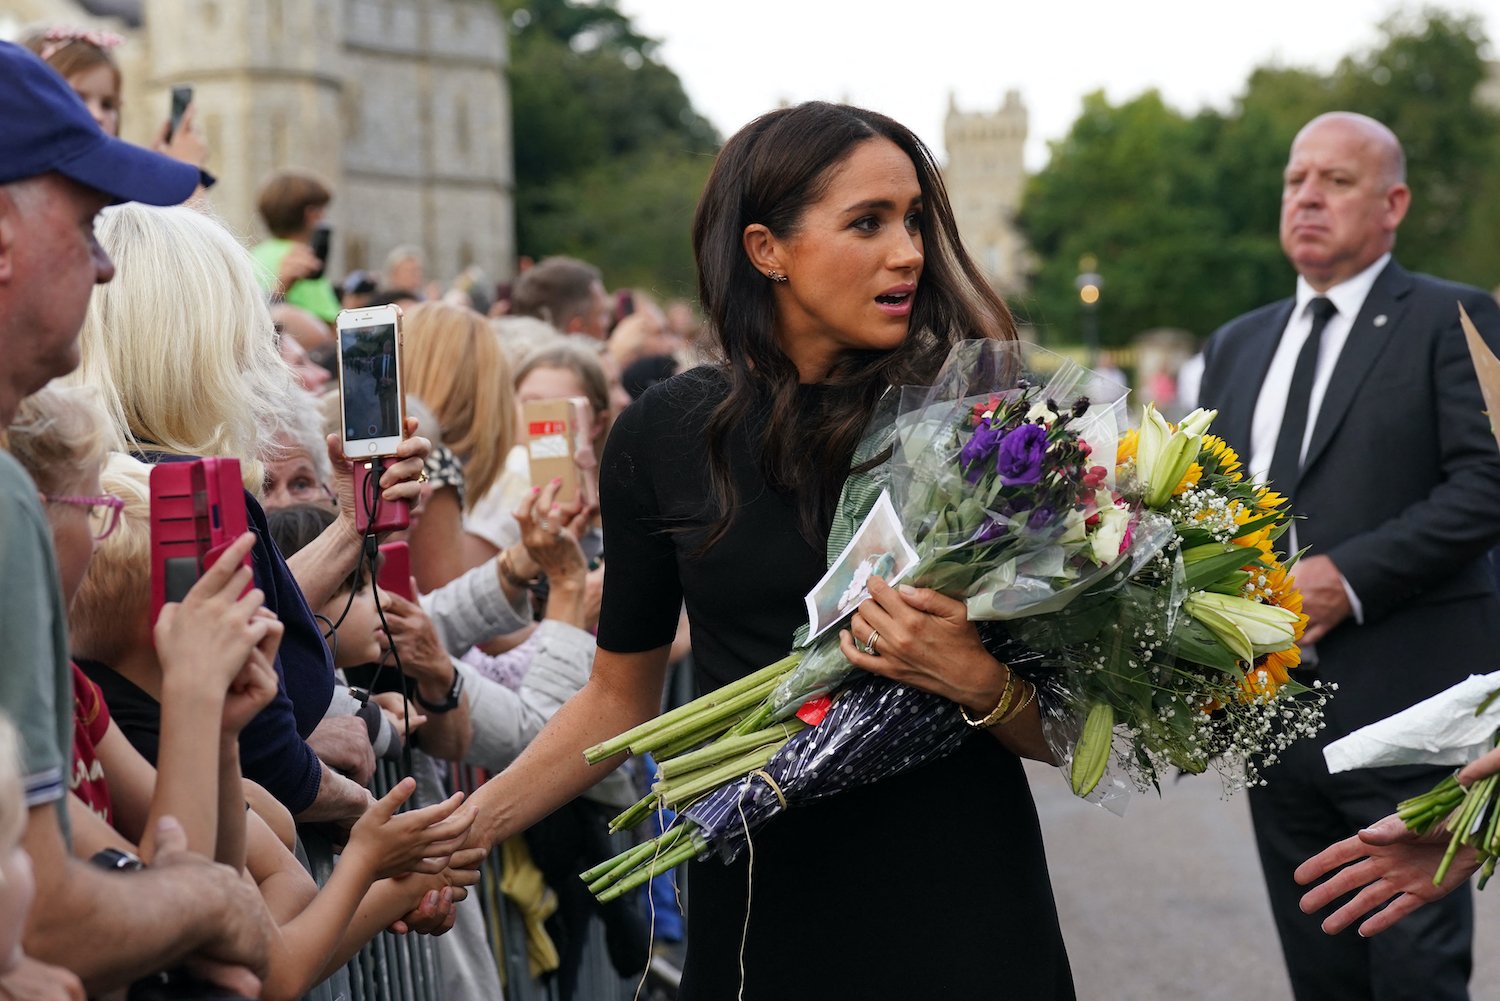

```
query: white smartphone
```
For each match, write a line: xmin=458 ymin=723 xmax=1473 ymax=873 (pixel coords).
xmin=335 ymin=304 xmax=406 ymax=459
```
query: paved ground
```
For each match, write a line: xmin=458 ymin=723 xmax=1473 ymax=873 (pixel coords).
xmin=1025 ymin=760 xmax=1500 ymax=1000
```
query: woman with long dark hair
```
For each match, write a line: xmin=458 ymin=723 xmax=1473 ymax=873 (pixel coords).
xmin=465 ymin=102 xmax=1074 ymax=998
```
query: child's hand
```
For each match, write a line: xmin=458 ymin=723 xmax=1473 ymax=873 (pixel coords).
xmin=154 ymin=532 xmax=268 ymax=694
xmin=342 ymin=777 xmax=478 ymax=882
xmin=222 ymin=611 xmax=283 ymax=736
xmin=371 ymin=691 xmax=426 ymax=738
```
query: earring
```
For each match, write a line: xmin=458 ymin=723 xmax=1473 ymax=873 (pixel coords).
xmin=766 ymin=270 xmax=788 ymax=283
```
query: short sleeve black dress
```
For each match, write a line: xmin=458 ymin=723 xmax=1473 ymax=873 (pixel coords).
xmin=595 ymin=368 xmax=1075 ymax=1001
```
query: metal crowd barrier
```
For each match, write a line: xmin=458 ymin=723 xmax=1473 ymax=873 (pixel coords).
xmin=298 ymin=758 xmax=645 ymax=1001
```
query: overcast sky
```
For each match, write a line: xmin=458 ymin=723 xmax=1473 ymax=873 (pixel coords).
xmin=616 ymin=0 xmax=1499 ymax=170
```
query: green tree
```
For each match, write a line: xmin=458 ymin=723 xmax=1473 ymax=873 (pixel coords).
xmin=1017 ymin=7 xmax=1499 ymax=347
xmin=498 ymin=0 xmax=720 ymax=294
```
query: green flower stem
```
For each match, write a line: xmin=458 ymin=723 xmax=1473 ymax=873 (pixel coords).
xmin=656 ymin=721 xmax=807 ymax=781
xmin=656 ymin=742 xmax=784 ymax=811
xmin=652 ymin=710 xmax=752 ymax=761
xmin=630 ymin=678 xmax=787 ymax=760
xmin=607 ymin=790 xmax=661 ymax=835
xmin=596 ymin=834 xmax=704 ymax=903
xmin=583 ymin=654 xmax=801 ymax=765
xmin=583 ymin=824 xmax=689 ymax=892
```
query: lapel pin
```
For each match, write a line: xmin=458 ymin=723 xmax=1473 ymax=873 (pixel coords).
xmin=1374 ymin=314 xmax=1388 ymax=327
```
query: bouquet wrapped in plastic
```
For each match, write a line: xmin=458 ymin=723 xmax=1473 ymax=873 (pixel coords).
xmin=580 ymin=341 xmax=1329 ymax=901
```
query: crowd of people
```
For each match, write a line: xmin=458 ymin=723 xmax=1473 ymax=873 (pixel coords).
xmin=5 ymin=18 xmax=1500 ymax=1001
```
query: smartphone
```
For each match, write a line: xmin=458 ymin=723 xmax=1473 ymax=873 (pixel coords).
xmin=336 ymin=304 xmax=405 ymax=460
xmin=166 ymin=85 xmax=192 ymax=143
xmin=523 ymin=397 xmax=598 ymax=507
xmin=376 ymin=541 xmax=415 ymax=603
xmin=148 ymin=458 xmax=253 ymax=625
xmin=308 ymin=223 xmax=332 ymax=281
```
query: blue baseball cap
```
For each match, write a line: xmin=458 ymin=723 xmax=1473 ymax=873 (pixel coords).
xmin=0 ymin=40 xmax=199 ymax=204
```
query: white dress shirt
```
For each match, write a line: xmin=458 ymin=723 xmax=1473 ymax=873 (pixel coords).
xmin=1247 ymin=252 xmax=1391 ymax=629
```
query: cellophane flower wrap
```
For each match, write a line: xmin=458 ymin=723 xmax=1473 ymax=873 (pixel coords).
xmin=577 ymin=341 xmax=1328 ymax=899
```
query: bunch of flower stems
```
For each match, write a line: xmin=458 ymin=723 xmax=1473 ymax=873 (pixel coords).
xmin=579 ymin=653 xmax=807 ymax=901
xmin=1399 ymin=735 xmax=1500 ymax=888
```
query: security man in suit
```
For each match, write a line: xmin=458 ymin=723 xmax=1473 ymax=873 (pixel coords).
xmin=1200 ymin=111 xmax=1500 ymax=1001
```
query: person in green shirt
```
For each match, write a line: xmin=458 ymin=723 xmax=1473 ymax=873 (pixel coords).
xmin=250 ymin=170 xmax=340 ymax=324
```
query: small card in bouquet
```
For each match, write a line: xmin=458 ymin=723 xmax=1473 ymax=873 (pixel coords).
xmin=805 ymin=489 xmax=919 ymax=642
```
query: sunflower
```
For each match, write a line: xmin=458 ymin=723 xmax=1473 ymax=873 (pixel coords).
xmin=1253 ymin=485 xmax=1288 ymax=515
xmin=1200 ymin=434 xmax=1243 ymax=482
xmin=1172 ymin=462 xmax=1204 ymax=496
xmin=1229 ymin=500 xmax=1274 ymax=558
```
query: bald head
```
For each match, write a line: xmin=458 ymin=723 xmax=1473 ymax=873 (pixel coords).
xmin=1294 ymin=112 xmax=1406 ymax=187
xmin=1280 ymin=112 xmax=1411 ymax=291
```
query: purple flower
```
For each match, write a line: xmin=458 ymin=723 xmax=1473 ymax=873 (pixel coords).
xmin=974 ymin=518 xmax=1007 ymax=544
xmin=996 ymin=423 xmax=1048 ymax=486
xmin=1027 ymin=505 xmax=1055 ymax=530
xmin=960 ymin=422 xmax=1003 ymax=483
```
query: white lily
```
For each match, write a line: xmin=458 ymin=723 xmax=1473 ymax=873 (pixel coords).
xmin=1135 ymin=404 xmax=1217 ymax=508
xmin=1025 ymin=400 xmax=1060 ymax=425
xmin=1184 ymin=591 xmax=1300 ymax=664
xmin=1058 ymin=508 xmax=1087 ymax=545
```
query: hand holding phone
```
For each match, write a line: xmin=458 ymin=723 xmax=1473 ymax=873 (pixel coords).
xmin=149 ymin=458 xmax=254 ymax=626
xmin=522 ymin=397 xmax=598 ymax=508
xmin=336 ymin=304 xmax=406 ymax=460
xmin=166 ymin=85 xmax=193 ymax=143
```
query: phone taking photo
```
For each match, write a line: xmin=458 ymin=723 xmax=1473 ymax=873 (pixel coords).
xmin=308 ymin=223 xmax=332 ymax=281
xmin=336 ymin=304 xmax=406 ymax=461
xmin=523 ymin=397 xmax=598 ymax=508
xmin=166 ymin=85 xmax=192 ymax=143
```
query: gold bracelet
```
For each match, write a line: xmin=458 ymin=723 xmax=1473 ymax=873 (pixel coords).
xmin=497 ymin=548 xmax=541 ymax=590
xmin=997 ymin=681 xmax=1037 ymax=726
xmin=960 ymin=668 xmax=1015 ymax=729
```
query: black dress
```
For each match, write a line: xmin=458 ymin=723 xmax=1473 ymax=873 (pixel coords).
xmin=596 ymin=368 xmax=1075 ymax=1001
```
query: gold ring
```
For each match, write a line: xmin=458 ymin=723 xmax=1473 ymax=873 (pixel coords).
xmin=416 ymin=470 xmax=429 ymax=484
xmin=865 ymin=629 xmax=880 ymax=656
xmin=538 ymin=520 xmax=551 ymax=532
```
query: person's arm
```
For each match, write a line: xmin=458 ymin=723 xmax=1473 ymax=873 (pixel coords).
xmin=287 ymin=425 xmax=431 ymax=610
xmin=467 ymin=646 xmax=671 ymax=851
xmin=839 ymin=577 xmax=1052 ymax=762
xmin=23 ymin=804 xmax=271 ymax=996
xmin=0 ymin=957 xmax=85 ymax=1001
xmin=243 ymin=779 xmax=473 ymax=1001
xmin=295 ymin=761 xmax=374 ymax=825
xmin=1326 ymin=291 xmax=1500 ymax=623
xmin=374 ymin=594 xmax=472 ymax=762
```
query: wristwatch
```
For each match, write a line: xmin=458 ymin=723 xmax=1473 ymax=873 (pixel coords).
xmin=412 ymin=667 xmax=465 ymax=714
xmin=90 ymin=847 xmax=145 ymax=872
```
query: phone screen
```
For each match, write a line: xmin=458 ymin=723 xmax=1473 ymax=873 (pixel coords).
xmin=168 ymin=85 xmax=192 ymax=141
xmin=340 ymin=321 xmax=401 ymax=446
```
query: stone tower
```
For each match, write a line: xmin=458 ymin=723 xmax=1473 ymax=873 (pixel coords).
xmin=4 ymin=0 xmax=515 ymax=285
xmin=943 ymin=89 xmax=1028 ymax=294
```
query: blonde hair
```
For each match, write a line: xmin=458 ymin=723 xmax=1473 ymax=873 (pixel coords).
xmin=0 ymin=715 xmax=23 ymax=849
xmin=401 ymin=301 xmax=513 ymax=501
xmin=70 ymin=204 xmax=298 ymax=490
xmin=69 ymin=453 xmax=152 ymax=665
xmin=5 ymin=385 xmax=113 ymax=495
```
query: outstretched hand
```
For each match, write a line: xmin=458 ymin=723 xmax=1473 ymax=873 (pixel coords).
xmin=342 ymin=778 xmax=478 ymax=881
xmin=1295 ymin=813 xmax=1480 ymax=936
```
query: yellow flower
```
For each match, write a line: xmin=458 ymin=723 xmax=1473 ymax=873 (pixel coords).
xmin=1229 ymin=501 xmax=1273 ymax=558
xmin=1200 ymin=434 xmax=1242 ymax=481
xmin=1172 ymin=462 xmax=1203 ymax=496
xmin=1117 ymin=428 xmax=1139 ymax=468
xmin=1254 ymin=486 xmax=1288 ymax=515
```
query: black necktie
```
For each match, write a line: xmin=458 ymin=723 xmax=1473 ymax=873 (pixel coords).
xmin=1268 ymin=296 xmax=1337 ymax=500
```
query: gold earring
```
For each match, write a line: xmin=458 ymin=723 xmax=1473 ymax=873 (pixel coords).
xmin=766 ymin=270 xmax=788 ymax=283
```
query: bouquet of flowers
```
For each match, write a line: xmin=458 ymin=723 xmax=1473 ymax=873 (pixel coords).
xmin=580 ymin=341 xmax=1328 ymax=903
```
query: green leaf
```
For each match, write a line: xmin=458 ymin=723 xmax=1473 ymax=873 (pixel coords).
xmin=1169 ymin=617 xmax=1243 ymax=673
xmin=1182 ymin=546 xmax=1259 ymax=591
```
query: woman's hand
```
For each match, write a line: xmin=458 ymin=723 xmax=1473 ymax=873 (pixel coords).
xmin=1295 ymin=813 xmax=1480 ymax=936
xmin=838 ymin=577 xmax=1007 ymax=715
xmin=509 ymin=478 xmax=591 ymax=584
xmin=372 ymin=691 xmax=427 ymax=740
xmin=342 ymin=778 xmax=477 ymax=882
xmin=376 ymin=593 xmax=450 ymax=689
xmin=154 ymin=532 xmax=271 ymax=694
xmin=326 ymin=417 xmax=433 ymax=540
xmin=1459 ymin=745 xmax=1500 ymax=787
xmin=152 ymin=102 xmax=209 ymax=169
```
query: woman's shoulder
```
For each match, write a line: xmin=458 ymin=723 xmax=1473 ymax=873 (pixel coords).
xmin=619 ymin=364 xmax=727 ymax=433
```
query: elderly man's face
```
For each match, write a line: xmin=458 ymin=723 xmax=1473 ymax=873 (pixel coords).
xmin=0 ymin=175 xmax=113 ymax=418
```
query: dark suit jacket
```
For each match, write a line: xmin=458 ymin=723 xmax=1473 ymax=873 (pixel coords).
xmin=1200 ymin=259 xmax=1500 ymax=737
